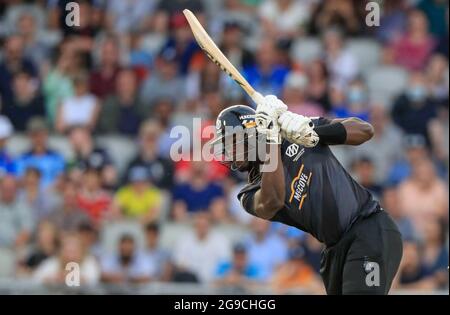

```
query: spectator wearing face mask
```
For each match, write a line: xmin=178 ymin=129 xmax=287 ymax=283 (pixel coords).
xmin=332 ymin=77 xmax=369 ymax=121
xmin=391 ymin=71 xmax=438 ymax=144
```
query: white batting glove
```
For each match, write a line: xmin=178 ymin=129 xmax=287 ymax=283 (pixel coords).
xmin=254 ymin=94 xmax=288 ymax=144
xmin=278 ymin=112 xmax=319 ymax=147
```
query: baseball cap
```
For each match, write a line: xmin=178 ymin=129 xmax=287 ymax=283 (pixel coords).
xmin=0 ymin=116 xmax=13 ymax=139
xmin=26 ymin=117 xmax=48 ymax=133
xmin=128 ymin=165 xmax=150 ymax=183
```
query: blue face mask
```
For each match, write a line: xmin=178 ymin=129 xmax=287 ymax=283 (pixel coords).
xmin=347 ymin=88 xmax=367 ymax=104
xmin=407 ymin=85 xmax=427 ymax=103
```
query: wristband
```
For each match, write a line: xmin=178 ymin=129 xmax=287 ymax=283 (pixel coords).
xmin=314 ymin=122 xmax=347 ymax=145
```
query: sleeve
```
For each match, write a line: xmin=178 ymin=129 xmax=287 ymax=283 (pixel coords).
xmin=237 ymin=181 xmax=261 ymax=217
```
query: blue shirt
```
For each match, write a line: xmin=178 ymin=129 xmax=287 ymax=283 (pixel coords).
xmin=0 ymin=150 xmax=15 ymax=175
xmin=243 ymin=65 xmax=290 ymax=97
xmin=14 ymin=150 xmax=65 ymax=187
xmin=172 ymin=182 xmax=224 ymax=212
xmin=215 ymin=261 xmax=261 ymax=280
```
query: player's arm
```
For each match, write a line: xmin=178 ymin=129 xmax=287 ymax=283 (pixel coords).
xmin=253 ymin=144 xmax=286 ymax=220
xmin=315 ymin=117 xmax=374 ymax=146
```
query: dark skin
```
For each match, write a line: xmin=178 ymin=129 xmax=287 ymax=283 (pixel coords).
xmin=252 ymin=117 xmax=374 ymax=220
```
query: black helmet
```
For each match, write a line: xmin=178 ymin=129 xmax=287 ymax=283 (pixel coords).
xmin=211 ymin=105 xmax=259 ymax=171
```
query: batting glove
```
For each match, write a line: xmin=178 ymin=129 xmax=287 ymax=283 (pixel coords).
xmin=278 ymin=112 xmax=319 ymax=148
xmin=255 ymin=94 xmax=288 ymax=144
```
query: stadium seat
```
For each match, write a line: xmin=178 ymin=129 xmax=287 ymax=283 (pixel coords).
xmin=0 ymin=248 xmax=16 ymax=278
xmin=100 ymin=220 xmax=146 ymax=254
xmin=5 ymin=134 xmax=29 ymax=157
xmin=48 ymin=135 xmax=74 ymax=160
xmin=365 ymin=66 xmax=408 ymax=107
xmin=291 ymin=37 xmax=323 ymax=64
xmin=159 ymin=222 xmax=193 ymax=251
xmin=95 ymin=135 xmax=138 ymax=176
xmin=346 ymin=39 xmax=381 ymax=74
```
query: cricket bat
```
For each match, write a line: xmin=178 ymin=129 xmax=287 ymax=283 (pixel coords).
xmin=183 ymin=9 xmax=263 ymax=105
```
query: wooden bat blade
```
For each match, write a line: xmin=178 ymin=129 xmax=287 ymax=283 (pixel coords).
xmin=183 ymin=9 xmax=259 ymax=102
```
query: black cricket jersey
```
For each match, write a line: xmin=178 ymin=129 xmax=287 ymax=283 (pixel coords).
xmin=237 ymin=118 xmax=380 ymax=246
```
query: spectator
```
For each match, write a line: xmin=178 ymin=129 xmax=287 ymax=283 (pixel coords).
xmin=332 ymin=77 xmax=369 ymax=121
xmin=417 ymin=0 xmax=448 ymax=38
xmin=245 ymin=218 xmax=288 ymax=281
xmin=375 ymin=0 xmax=410 ymax=44
xmin=76 ymin=168 xmax=112 ymax=226
xmin=244 ymin=39 xmax=290 ymax=96
xmin=77 ymin=222 xmax=102 ymax=259
xmin=425 ymin=54 xmax=449 ymax=106
xmin=14 ymin=117 xmax=65 ymax=188
xmin=396 ymin=240 xmax=432 ymax=290
xmin=105 ymin=0 xmax=157 ymax=34
xmin=397 ymin=158 xmax=448 ymax=233
xmin=391 ymin=71 xmax=438 ymax=143
xmin=3 ymin=70 xmax=46 ymax=132
xmin=67 ymin=125 xmax=116 ymax=188
xmin=0 ymin=116 xmax=14 ymax=176
xmin=258 ymin=0 xmax=312 ymax=40
xmin=100 ymin=234 xmax=154 ymax=284
xmin=271 ymin=247 xmax=324 ymax=294
xmin=352 ymin=105 xmax=404 ymax=184
xmin=306 ymin=59 xmax=331 ymax=112
xmin=17 ymin=167 xmax=57 ymax=223
xmin=282 ymin=72 xmax=324 ymax=117
xmin=0 ymin=35 xmax=37 ymax=106
xmin=382 ymin=186 xmax=418 ymax=242
xmin=89 ymin=36 xmax=122 ymax=99
xmin=98 ymin=69 xmax=144 ymax=136
xmin=0 ymin=175 xmax=33 ymax=249
xmin=173 ymin=212 xmax=231 ymax=283
xmin=113 ymin=166 xmax=162 ymax=223
xmin=220 ymin=20 xmax=254 ymax=71
xmin=351 ymin=156 xmax=383 ymax=198
xmin=17 ymin=220 xmax=59 ymax=275
xmin=33 ymin=233 xmax=100 ymax=285
xmin=56 ymin=72 xmax=100 ymax=133
xmin=322 ymin=28 xmax=358 ymax=87
xmin=140 ymin=46 xmax=187 ymax=107
xmin=215 ymin=243 xmax=262 ymax=288
xmin=387 ymin=10 xmax=436 ymax=71
xmin=48 ymin=180 xmax=91 ymax=232
xmin=125 ymin=120 xmax=174 ymax=190
xmin=144 ymin=223 xmax=171 ymax=281
xmin=172 ymin=161 xmax=226 ymax=222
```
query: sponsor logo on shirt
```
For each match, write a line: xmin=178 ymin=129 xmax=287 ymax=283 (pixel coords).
xmin=289 ymin=164 xmax=312 ymax=210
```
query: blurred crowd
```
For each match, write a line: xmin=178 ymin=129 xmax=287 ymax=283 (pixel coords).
xmin=0 ymin=0 xmax=448 ymax=294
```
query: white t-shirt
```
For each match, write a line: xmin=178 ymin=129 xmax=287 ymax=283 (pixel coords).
xmin=173 ymin=230 xmax=231 ymax=283
xmin=61 ymin=94 xmax=97 ymax=127
xmin=259 ymin=0 xmax=312 ymax=33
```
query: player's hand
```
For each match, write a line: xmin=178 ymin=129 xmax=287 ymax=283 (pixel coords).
xmin=278 ymin=112 xmax=319 ymax=147
xmin=255 ymin=94 xmax=288 ymax=144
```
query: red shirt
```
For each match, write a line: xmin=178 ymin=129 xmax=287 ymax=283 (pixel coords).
xmin=391 ymin=35 xmax=436 ymax=71
xmin=76 ymin=190 xmax=112 ymax=224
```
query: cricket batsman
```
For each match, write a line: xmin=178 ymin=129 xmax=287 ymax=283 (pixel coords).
xmin=211 ymin=95 xmax=403 ymax=295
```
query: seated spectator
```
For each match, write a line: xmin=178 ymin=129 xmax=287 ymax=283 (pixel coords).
xmin=17 ymin=220 xmax=59 ymax=275
xmin=173 ymin=212 xmax=231 ymax=283
xmin=67 ymin=125 xmax=116 ymax=188
xmin=56 ymin=72 xmax=100 ymax=133
xmin=391 ymin=71 xmax=438 ymax=143
xmin=17 ymin=167 xmax=58 ymax=223
xmin=306 ymin=60 xmax=331 ymax=112
xmin=124 ymin=120 xmax=174 ymax=190
xmin=397 ymin=158 xmax=448 ymax=233
xmin=144 ymin=223 xmax=171 ymax=281
xmin=282 ymin=72 xmax=324 ymax=117
xmin=48 ymin=180 xmax=91 ymax=232
xmin=0 ymin=35 xmax=37 ymax=106
xmin=375 ymin=0 xmax=409 ymax=44
xmin=350 ymin=156 xmax=383 ymax=199
xmin=245 ymin=218 xmax=288 ymax=281
xmin=215 ymin=243 xmax=262 ymax=288
xmin=76 ymin=168 xmax=112 ymax=226
xmin=386 ymin=9 xmax=436 ymax=71
xmin=98 ymin=69 xmax=143 ymax=136
xmin=271 ymin=247 xmax=324 ymax=294
xmin=421 ymin=218 xmax=449 ymax=289
xmin=172 ymin=161 xmax=226 ymax=222
xmin=382 ymin=185 xmax=418 ymax=242
xmin=332 ymin=77 xmax=369 ymax=121
xmin=0 ymin=175 xmax=33 ymax=249
xmin=113 ymin=166 xmax=162 ymax=223
xmin=140 ymin=46 xmax=187 ymax=107
xmin=0 ymin=116 xmax=14 ymax=176
xmin=3 ymin=70 xmax=45 ymax=132
xmin=417 ymin=0 xmax=447 ymax=39
xmin=243 ymin=38 xmax=290 ymax=96
xmin=105 ymin=0 xmax=156 ymax=34
xmin=425 ymin=54 xmax=449 ymax=105
xmin=33 ymin=233 xmax=100 ymax=285
xmin=322 ymin=28 xmax=358 ymax=87
xmin=100 ymin=234 xmax=154 ymax=284
xmin=77 ymin=222 xmax=102 ymax=259
xmin=89 ymin=36 xmax=123 ymax=99
xmin=14 ymin=117 xmax=65 ymax=188
xmin=258 ymin=0 xmax=312 ymax=40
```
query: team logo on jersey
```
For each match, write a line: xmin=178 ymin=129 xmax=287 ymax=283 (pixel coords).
xmin=286 ymin=144 xmax=299 ymax=157
xmin=289 ymin=164 xmax=312 ymax=210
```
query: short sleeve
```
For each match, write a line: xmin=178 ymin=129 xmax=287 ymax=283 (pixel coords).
xmin=237 ymin=181 xmax=261 ymax=217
